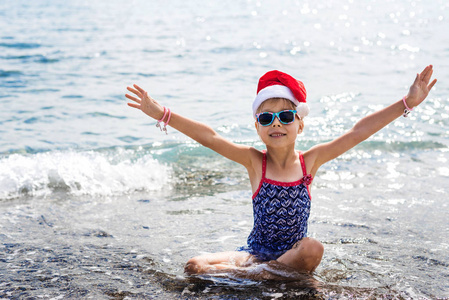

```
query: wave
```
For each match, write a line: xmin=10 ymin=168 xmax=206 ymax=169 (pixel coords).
xmin=0 ymin=148 xmax=171 ymax=200
xmin=1 ymin=136 xmax=446 ymax=201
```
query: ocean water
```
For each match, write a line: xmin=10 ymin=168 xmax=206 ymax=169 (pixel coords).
xmin=1 ymin=0 xmax=448 ymax=299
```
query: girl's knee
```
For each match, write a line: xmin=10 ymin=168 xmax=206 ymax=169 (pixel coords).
xmin=300 ymin=238 xmax=324 ymax=272
xmin=277 ymin=237 xmax=324 ymax=273
xmin=302 ymin=237 xmax=324 ymax=258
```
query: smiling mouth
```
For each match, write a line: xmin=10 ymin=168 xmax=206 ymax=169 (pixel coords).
xmin=270 ymin=133 xmax=286 ymax=137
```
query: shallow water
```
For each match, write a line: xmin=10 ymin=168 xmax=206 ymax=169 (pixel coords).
xmin=1 ymin=0 xmax=449 ymax=299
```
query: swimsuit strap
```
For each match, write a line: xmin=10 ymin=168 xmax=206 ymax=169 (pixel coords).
xmin=298 ymin=152 xmax=308 ymax=176
xmin=262 ymin=150 xmax=309 ymax=178
xmin=299 ymin=151 xmax=313 ymax=186
xmin=261 ymin=150 xmax=267 ymax=180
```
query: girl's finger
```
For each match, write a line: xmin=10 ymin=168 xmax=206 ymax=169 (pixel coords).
xmin=420 ymin=65 xmax=432 ymax=82
xmin=428 ymin=78 xmax=437 ymax=91
xmin=125 ymin=94 xmax=141 ymax=103
xmin=412 ymin=73 xmax=420 ymax=85
xmin=127 ymin=86 xmax=142 ymax=98
xmin=423 ymin=67 xmax=434 ymax=83
xmin=133 ymin=84 xmax=146 ymax=94
xmin=420 ymin=65 xmax=429 ymax=76
xmin=127 ymin=102 xmax=141 ymax=109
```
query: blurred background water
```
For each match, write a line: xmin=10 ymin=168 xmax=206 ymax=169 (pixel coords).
xmin=1 ymin=0 xmax=448 ymax=299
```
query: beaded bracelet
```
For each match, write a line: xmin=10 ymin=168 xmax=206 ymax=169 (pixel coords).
xmin=162 ymin=108 xmax=172 ymax=134
xmin=402 ymin=96 xmax=413 ymax=117
xmin=156 ymin=106 xmax=171 ymax=134
xmin=156 ymin=107 xmax=168 ymax=131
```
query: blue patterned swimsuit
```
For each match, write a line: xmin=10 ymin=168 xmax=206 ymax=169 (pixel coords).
xmin=240 ymin=151 xmax=313 ymax=261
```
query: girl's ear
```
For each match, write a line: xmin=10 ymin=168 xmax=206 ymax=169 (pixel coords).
xmin=255 ymin=121 xmax=259 ymax=131
xmin=298 ymin=119 xmax=304 ymax=134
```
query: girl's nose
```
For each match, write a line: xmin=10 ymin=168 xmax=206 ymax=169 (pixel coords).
xmin=272 ymin=116 xmax=282 ymax=127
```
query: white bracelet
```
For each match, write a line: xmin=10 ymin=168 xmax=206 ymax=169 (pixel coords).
xmin=156 ymin=107 xmax=167 ymax=130
xmin=402 ymin=96 xmax=413 ymax=117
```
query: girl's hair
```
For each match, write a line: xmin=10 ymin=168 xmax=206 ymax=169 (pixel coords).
xmin=256 ymin=98 xmax=297 ymax=114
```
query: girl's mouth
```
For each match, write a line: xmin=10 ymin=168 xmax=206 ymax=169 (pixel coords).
xmin=269 ymin=133 xmax=286 ymax=137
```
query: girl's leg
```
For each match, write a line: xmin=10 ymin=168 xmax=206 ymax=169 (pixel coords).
xmin=276 ymin=237 xmax=324 ymax=273
xmin=185 ymin=248 xmax=321 ymax=287
xmin=184 ymin=251 xmax=253 ymax=275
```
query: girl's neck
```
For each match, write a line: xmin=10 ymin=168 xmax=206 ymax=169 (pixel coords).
xmin=265 ymin=146 xmax=298 ymax=168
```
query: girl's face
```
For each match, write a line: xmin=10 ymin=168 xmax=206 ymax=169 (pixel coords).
xmin=255 ymin=98 xmax=304 ymax=148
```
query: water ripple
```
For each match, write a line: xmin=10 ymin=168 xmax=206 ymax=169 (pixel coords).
xmin=86 ymin=112 xmax=127 ymax=119
xmin=0 ymin=42 xmax=41 ymax=49
xmin=0 ymin=70 xmax=23 ymax=77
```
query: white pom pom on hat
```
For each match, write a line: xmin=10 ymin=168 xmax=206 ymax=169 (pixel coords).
xmin=253 ymin=70 xmax=309 ymax=119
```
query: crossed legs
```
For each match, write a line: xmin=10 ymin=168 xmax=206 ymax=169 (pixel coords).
xmin=185 ymin=237 xmax=324 ymax=276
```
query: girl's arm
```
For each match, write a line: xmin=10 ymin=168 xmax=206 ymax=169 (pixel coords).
xmin=308 ymin=65 xmax=437 ymax=172
xmin=126 ymin=84 xmax=254 ymax=168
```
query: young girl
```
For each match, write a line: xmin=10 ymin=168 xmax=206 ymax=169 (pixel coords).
xmin=125 ymin=65 xmax=437 ymax=276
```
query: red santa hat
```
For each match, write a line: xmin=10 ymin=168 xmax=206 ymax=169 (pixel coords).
xmin=252 ymin=70 xmax=309 ymax=119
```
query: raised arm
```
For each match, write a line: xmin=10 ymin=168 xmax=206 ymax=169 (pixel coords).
xmin=126 ymin=84 xmax=254 ymax=168
xmin=308 ymin=65 xmax=437 ymax=171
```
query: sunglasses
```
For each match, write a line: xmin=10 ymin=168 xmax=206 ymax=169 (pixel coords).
xmin=256 ymin=110 xmax=298 ymax=126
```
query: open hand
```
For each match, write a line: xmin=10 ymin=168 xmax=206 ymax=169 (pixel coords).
xmin=125 ymin=84 xmax=164 ymax=120
xmin=406 ymin=65 xmax=437 ymax=108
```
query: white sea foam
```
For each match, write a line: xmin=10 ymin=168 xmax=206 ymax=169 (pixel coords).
xmin=0 ymin=149 xmax=171 ymax=200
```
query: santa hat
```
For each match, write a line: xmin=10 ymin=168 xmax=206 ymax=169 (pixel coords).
xmin=252 ymin=70 xmax=309 ymax=119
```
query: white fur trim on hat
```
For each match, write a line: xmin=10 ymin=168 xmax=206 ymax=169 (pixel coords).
xmin=296 ymin=102 xmax=310 ymax=118
xmin=252 ymin=85 xmax=309 ymax=119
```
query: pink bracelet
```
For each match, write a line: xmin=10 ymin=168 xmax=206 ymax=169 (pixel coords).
xmin=162 ymin=108 xmax=171 ymax=134
xmin=402 ymin=96 xmax=413 ymax=117
xmin=156 ymin=107 xmax=168 ymax=131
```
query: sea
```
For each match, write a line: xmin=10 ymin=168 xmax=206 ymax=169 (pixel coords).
xmin=1 ymin=0 xmax=448 ymax=299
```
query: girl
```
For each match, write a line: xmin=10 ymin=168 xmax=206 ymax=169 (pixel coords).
xmin=125 ymin=65 xmax=437 ymax=276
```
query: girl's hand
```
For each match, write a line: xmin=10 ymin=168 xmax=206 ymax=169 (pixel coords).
xmin=126 ymin=84 xmax=165 ymax=120
xmin=406 ymin=65 xmax=437 ymax=108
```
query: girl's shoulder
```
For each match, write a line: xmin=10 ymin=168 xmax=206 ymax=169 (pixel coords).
xmin=248 ymin=147 xmax=264 ymax=166
xmin=246 ymin=148 xmax=265 ymax=192
xmin=302 ymin=147 xmax=321 ymax=177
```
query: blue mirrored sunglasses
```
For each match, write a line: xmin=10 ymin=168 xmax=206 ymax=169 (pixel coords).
xmin=256 ymin=110 xmax=297 ymax=126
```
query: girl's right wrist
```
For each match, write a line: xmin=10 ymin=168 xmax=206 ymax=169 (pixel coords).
xmin=155 ymin=106 xmax=172 ymax=134
xmin=157 ymin=107 xmax=167 ymax=122
xmin=402 ymin=96 xmax=413 ymax=117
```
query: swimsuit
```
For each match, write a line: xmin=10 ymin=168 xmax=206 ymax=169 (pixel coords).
xmin=239 ymin=151 xmax=313 ymax=261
